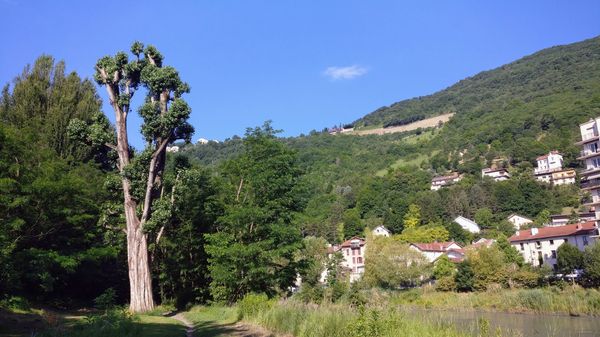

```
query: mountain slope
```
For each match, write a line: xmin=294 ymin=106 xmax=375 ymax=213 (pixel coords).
xmin=355 ymin=36 xmax=600 ymax=135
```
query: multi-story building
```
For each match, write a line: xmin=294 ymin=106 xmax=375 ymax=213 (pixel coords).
xmin=430 ymin=172 xmax=462 ymax=190
xmin=534 ymin=151 xmax=575 ymax=185
xmin=578 ymin=118 xmax=600 ymax=219
xmin=321 ymin=237 xmax=367 ymax=283
xmin=481 ymin=168 xmax=510 ymax=181
xmin=509 ymin=222 xmax=598 ymax=270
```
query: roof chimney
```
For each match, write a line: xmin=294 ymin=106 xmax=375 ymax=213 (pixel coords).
xmin=577 ymin=223 xmax=582 ymax=230
xmin=531 ymin=228 xmax=538 ymax=235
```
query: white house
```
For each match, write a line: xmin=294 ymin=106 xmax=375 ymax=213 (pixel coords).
xmin=481 ymin=168 xmax=510 ymax=181
xmin=372 ymin=225 xmax=391 ymax=237
xmin=196 ymin=138 xmax=209 ymax=144
xmin=430 ymin=172 xmax=463 ymax=190
xmin=166 ymin=146 xmax=180 ymax=153
xmin=337 ymin=237 xmax=367 ymax=282
xmin=507 ymin=214 xmax=533 ymax=230
xmin=453 ymin=216 xmax=481 ymax=233
xmin=409 ymin=242 xmax=463 ymax=263
xmin=509 ymin=222 xmax=598 ymax=270
xmin=533 ymin=151 xmax=575 ymax=186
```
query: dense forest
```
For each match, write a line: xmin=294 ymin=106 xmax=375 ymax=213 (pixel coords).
xmin=1 ymin=36 xmax=599 ymax=313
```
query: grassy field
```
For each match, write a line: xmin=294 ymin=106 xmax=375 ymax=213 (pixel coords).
xmin=0 ymin=308 xmax=185 ymax=337
xmin=376 ymin=150 xmax=439 ymax=176
xmin=387 ymin=287 xmax=600 ymax=316
xmin=351 ymin=113 xmax=454 ymax=136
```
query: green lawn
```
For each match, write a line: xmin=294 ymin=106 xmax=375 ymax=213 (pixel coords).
xmin=376 ymin=150 xmax=438 ymax=176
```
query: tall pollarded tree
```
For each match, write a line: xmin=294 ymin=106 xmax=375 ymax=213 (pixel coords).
xmin=72 ymin=42 xmax=193 ymax=312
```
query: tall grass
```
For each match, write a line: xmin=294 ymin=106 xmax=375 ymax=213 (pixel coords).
xmin=242 ymin=299 xmax=493 ymax=337
xmin=389 ymin=286 xmax=600 ymax=316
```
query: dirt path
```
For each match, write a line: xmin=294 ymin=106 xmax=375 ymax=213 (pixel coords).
xmin=171 ymin=312 xmax=275 ymax=337
xmin=172 ymin=312 xmax=195 ymax=337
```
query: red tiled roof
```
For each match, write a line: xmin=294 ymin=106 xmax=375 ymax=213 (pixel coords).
xmin=411 ymin=242 xmax=462 ymax=252
xmin=340 ymin=237 xmax=366 ymax=248
xmin=536 ymin=151 xmax=560 ymax=161
xmin=509 ymin=222 xmax=597 ymax=242
xmin=432 ymin=173 xmax=460 ymax=182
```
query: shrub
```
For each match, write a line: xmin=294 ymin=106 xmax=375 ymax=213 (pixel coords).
xmin=238 ymin=293 xmax=272 ymax=320
xmin=94 ymin=288 xmax=116 ymax=311
xmin=435 ymin=276 xmax=456 ymax=292
xmin=0 ymin=296 xmax=30 ymax=312
xmin=455 ymin=261 xmax=474 ymax=292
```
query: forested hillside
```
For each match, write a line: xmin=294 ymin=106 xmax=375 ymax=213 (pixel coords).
xmin=183 ymin=36 xmax=600 ymax=244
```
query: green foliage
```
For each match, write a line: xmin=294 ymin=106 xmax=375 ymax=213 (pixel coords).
xmin=583 ymin=244 xmax=600 ymax=287
xmin=364 ymin=237 xmax=430 ymax=288
xmin=402 ymin=204 xmax=421 ymax=230
xmin=237 ymin=293 xmax=273 ymax=320
xmin=433 ymin=255 xmax=455 ymax=279
xmin=94 ymin=288 xmax=117 ymax=310
xmin=455 ymin=261 xmax=474 ymax=292
xmin=205 ymin=123 xmax=304 ymax=302
xmin=557 ymin=243 xmax=584 ymax=274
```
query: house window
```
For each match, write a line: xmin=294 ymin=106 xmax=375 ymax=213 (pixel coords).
xmin=584 ymin=236 xmax=589 ymax=246
xmin=550 ymin=240 xmax=554 ymax=245
xmin=553 ymin=264 xmax=558 ymax=272
xmin=564 ymin=239 xmax=569 ymax=244
xmin=345 ymin=249 xmax=349 ymax=256
xmin=551 ymin=250 xmax=557 ymax=259
xmin=357 ymin=257 xmax=363 ymax=264
xmin=520 ymin=243 xmax=524 ymax=251
xmin=352 ymin=257 xmax=356 ymax=264
xmin=535 ymin=241 xmax=541 ymax=249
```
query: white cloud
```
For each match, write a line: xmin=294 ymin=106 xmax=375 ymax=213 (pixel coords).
xmin=323 ymin=65 xmax=368 ymax=80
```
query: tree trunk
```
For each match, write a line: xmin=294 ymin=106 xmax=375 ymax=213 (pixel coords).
xmin=127 ymin=219 xmax=154 ymax=313
xmin=110 ymin=85 xmax=155 ymax=313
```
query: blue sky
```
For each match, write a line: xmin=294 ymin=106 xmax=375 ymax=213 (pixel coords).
xmin=1 ymin=1 xmax=599 ymax=149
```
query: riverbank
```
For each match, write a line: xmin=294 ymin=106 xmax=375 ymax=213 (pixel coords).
xmin=227 ymin=294 xmax=514 ymax=337
xmin=385 ymin=286 xmax=600 ymax=316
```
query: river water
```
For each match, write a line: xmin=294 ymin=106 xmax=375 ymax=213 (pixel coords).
xmin=404 ymin=308 xmax=600 ymax=337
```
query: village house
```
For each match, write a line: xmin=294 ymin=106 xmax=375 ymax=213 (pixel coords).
xmin=509 ymin=222 xmax=598 ymax=270
xmin=481 ymin=167 xmax=510 ymax=181
xmin=430 ymin=172 xmax=462 ymax=190
xmin=323 ymin=237 xmax=367 ymax=283
xmin=507 ymin=214 xmax=533 ymax=230
xmin=372 ymin=225 xmax=391 ymax=237
xmin=453 ymin=216 xmax=481 ymax=233
xmin=578 ymin=117 xmax=600 ymax=221
xmin=549 ymin=212 xmax=596 ymax=227
xmin=409 ymin=242 xmax=463 ymax=263
xmin=534 ymin=151 xmax=576 ymax=186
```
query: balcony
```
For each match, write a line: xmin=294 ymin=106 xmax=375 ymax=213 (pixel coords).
xmin=578 ymin=149 xmax=600 ymax=160
xmin=576 ymin=132 xmax=600 ymax=145
xmin=581 ymin=179 xmax=600 ymax=191
xmin=581 ymin=166 xmax=600 ymax=177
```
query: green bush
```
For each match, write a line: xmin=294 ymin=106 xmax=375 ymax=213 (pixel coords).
xmin=237 ymin=293 xmax=272 ymax=320
xmin=0 ymin=296 xmax=30 ymax=312
xmin=40 ymin=309 xmax=138 ymax=337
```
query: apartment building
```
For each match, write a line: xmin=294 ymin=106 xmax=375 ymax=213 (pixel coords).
xmin=509 ymin=222 xmax=598 ymax=270
xmin=578 ymin=118 xmax=600 ymax=221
